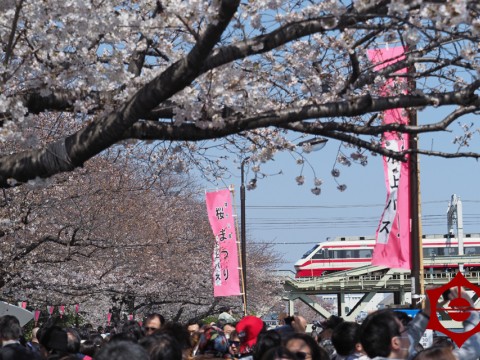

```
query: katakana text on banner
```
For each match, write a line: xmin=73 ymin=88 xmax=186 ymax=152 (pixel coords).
xmin=367 ymin=47 xmax=411 ymax=269
xmin=205 ymin=189 xmax=241 ymax=297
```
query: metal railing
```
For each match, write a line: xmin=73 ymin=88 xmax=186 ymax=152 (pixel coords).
xmin=279 ymin=266 xmax=480 ymax=293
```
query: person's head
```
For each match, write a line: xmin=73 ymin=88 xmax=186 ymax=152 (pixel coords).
xmin=285 ymin=333 xmax=329 ymax=360
xmin=223 ymin=323 xmax=236 ymax=338
xmin=331 ymin=321 xmax=361 ymax=357
xmin=394 ymin=311 xmax=413 ymax=327
xmin=80 ymin=340 xmax=97 ymax=357
xmin=317 ymin=315 xmax=343 ymax=341
xmin=227 ymin=330 xmax=241 ymax=357
xmin=158 ymin=322 xmax=192 ymax=356
xmin=218 ymin=306 xmax=236 ymax=324
xmin=38 ymin=324 xmax=69 ymax=354
xmin=261 ymin=346 xmax=300 ymax=360
xmin=95 ymin=340 xmax=149 ymax=360
xmin=254 ymin=329 xmax=282 ymax=360
xmin=220 ymin=306 xmax=232 ymax=314
xmin=65 ymin=327 xmax=81 ymax=354
xmin=360 ymin=309 xmax=410 ymax=359
xmin=149 ymin=333 xmax=183 ymax=360
xmin=122 ymin=320 xmax=144 ymax=341
xmin=145 ymin=313 xmax=165 ymax=335
xmin=217 ymin=319 xmax=228 ymax=328
xmin=283 ymin=316 xmax=294 ymax=326
xmin=109 ymin=331 xmax=139 ymax=344
xmin=90 ymin=332 xmax=104 ymax=347
xmin=186 ymin=319 xmax=202 ymax=336
xmin=0 ymin=315 xmax=22 ymax=341
xmin=236 ymin=316 xmax=266 ymax=354
xmin=412 ymin=346 xmax=456 ymax=360
xmin=197 ymin=325 xmax=229 ymax=357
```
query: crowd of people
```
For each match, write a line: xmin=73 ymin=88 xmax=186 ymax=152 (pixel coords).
xmin=1 ymin=290 xmax=480 ymax=360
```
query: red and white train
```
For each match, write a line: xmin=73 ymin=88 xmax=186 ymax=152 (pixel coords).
xmin=294 ymin=233 xmax=480 ymax=278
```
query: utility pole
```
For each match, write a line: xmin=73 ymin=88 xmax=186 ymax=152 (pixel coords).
xmin=448 ymin=194 xmax=464 ymax=272
xmin=408 ymin=41 xmax=424 ymax=306
xmin=409 ymin=118 xmax=424 ymax=306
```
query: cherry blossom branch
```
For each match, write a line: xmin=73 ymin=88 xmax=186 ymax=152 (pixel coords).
xmin=0 ymin=0 xmax=240 ymax=187
xmin=125 ymin=89 xmax=480 ymax=139
xmin=3 ymin=0 xmax=24 ymax=68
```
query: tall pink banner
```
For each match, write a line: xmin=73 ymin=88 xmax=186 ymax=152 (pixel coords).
xmin=368 ymin=47 xmax=411 ymax=269
xmin=205 ymin=189 xmax=241 ymax=297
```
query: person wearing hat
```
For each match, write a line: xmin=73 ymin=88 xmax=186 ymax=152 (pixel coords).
xmin=235 ymin=316 xmax=266 ymax=358
xmin=197 ymin=324 xmax=229 ymax=357
xmin=219 ymin=307 xmax=236 ymax=324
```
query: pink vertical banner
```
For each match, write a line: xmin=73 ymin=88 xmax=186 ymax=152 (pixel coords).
xmin=34 ymin=310 xmax=41 ymax=324
xmin=368 ymin=47 xmax=411 ymax=269
xmin=128 ymin=314 xmax=133 ymax=321
xmin=205 ymin=189 xmax=241 ymax=297
xmin=59 ymin=305 xmax=65 ymax=318
xmin=107 ymin=313 xmax=112 ymax=325
xmin=21 ymin=301 xmax=27 ymax=309
xmin=75 ymin=304 xmax=80 ymax=314
xmin=47 ymin=305 xmax=55 ymax=315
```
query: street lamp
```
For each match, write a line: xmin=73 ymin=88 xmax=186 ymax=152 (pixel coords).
xmin=297 ymin=137 xmax=329 ymax=152
xmin=239 ymin=137 xmax=327 ymax=315
xmin=240 ymin=156 xmax=250 ymax=315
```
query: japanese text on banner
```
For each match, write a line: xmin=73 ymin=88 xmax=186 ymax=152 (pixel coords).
xmin=205 ymin=189 xmax=241 ymax=297
xmin=367 ymin=47 xmax=411 ymax=269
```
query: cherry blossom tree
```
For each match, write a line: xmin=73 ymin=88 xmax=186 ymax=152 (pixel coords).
xmin=0 ymin=114 xmax=283 ymax=323
xmin=0 ymin=151 xmax=284 ymax=323
xmin=1 ymin=0 xmax=480 ymax=194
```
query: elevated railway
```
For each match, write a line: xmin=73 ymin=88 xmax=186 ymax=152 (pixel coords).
xmin=277 ymin=259 xmax=480 ymax=328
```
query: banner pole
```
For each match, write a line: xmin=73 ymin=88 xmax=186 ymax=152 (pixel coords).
xmin=240 ymin=158 xmax=249 ymax=315
xmin=230 ymin=185 xmax=247 ymax=316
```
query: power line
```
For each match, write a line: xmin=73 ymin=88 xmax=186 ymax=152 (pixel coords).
xmin=241 ymin=199 xmax=480 ymax=211
xmin=242 ymin=200 xmax=480 ymax=245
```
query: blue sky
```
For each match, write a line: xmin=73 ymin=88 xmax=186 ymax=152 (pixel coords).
xmin=219 ymin=106 xmax=480 ymax=271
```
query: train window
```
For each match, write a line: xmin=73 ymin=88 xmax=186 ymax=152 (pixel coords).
xmin=345 ymin=249 xmax=364 ymax=258
xmin=301 ymin=245 xmax=319 ymax=259
xmin=330 ymin=250 xmax=345 ymax=259
xmin=465 ymin=246 xmax=480 ymax=255
xmin=423 ymin=248 xmax=437 ymax=257
xmin=437 ymin=247 xmax=447 ymax=256
xmin=358 ymin=249 xmax=373 ymax=258
xmin=445 ymin=247 xmax=458 ymax=256
xmin=328 ymin=249 xmax=372 ymax=259
xmin=424 ymin=247 xmax=459 ymax=257
xmin=312 ymin=249 xmax=325 ymax=259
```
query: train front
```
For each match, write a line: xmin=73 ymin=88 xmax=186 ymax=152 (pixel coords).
xmin=294 ymin=244 xmax=324 ymax=278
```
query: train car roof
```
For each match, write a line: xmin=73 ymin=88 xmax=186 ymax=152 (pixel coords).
xmin=325 ymin=233 xmax=480 ymax=242
xmin=331 ymin=235 xmax=376 ymax=241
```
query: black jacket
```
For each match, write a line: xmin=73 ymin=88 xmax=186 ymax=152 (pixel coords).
xmin=0 ymin=342 xmax=41 ymax=360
